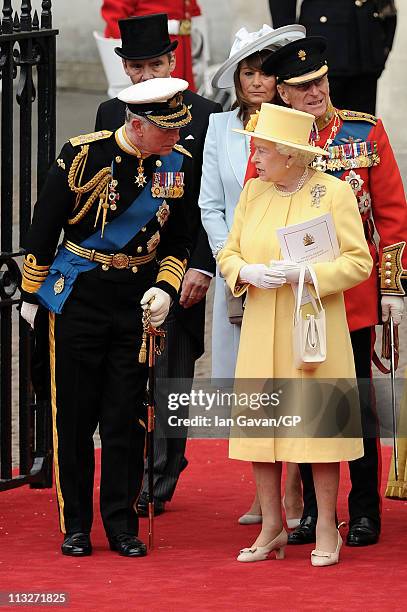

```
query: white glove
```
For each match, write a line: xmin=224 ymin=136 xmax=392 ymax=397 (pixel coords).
xmin=269 ymin=260 xmax=311 ymax=284
xmin=140 ymin=287 xmax=171 ymax=327
xmin=239 ymin=264 xmax=285 ymax=289
xmin=20 ymin=302 xmax=38 ymax=328
xmin=381 ymin=296 xmax=404 ymax=326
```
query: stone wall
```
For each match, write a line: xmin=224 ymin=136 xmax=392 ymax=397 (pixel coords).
xmin=46 ymin=0 xmax=407 ymax=136
xmin=51 ymin=0 xmax=271 ymax=89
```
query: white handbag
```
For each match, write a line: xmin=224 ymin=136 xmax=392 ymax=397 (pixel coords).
xmin=293 ymin=264 xmax=327 ymax=371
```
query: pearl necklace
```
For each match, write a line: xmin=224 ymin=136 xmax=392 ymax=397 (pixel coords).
xmin=273 ymin=167 xmax=310 ymax=197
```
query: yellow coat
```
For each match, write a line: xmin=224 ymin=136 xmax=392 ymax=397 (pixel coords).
xmin=218 ymin=171 xmax=373 ymax=463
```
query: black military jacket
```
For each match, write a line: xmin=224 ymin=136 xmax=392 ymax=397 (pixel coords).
xmin=269 ymin=0 xmax=397 ymax=77
xmin=95 ymin=90 xmax=223 ymax=357
xmin=21 ymin=130 xmax=192 ymax=305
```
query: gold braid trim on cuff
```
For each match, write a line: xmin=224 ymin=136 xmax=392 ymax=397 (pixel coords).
xmin=24 ymin=254 xmax=50 ymax=270
xmin=380 ymin=242 xmax=406 ymax=296
xmin=156 ymin=256 xmax=187 ymax=291
xmin=21 ymin=276 xmax=46 ymax=293
xmin=22 ymin=254 xmax=50 ymax=293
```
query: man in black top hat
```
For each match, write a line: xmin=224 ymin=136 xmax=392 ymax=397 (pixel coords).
xmin=95 ymin=13 xmax=222 ymax=514
xmin=257 ymin=35 xmax=407 ymax=547
xmin=268 ymin=0 xmax=397 ymax=115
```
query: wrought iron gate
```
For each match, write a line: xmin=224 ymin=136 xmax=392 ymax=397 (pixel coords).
xmin=0 ymin=0 xmax=57 ymax=491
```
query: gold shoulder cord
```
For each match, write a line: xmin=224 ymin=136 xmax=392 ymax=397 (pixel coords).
xmin=67 ymin=145 xmax=111 ymax=225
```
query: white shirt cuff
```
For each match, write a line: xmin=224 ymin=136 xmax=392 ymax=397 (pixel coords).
xmin=190 ymin=268 xmax=214 ymax=278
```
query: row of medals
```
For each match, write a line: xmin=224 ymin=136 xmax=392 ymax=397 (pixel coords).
xmin=95 ymin=160 xmax=185 ymax=236
xmin=310 ymin=114 xmax=380 ymax=172
xmin=311 ymin=153 xmax=380 ymax=173
xmin=135 ymin=158 xmax=185 ymax=198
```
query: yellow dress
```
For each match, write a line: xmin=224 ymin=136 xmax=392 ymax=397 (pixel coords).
xmin=218 ymin=171 xmax=373 ymax=463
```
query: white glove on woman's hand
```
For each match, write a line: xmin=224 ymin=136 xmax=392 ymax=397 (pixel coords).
xmin=269 ymin=260 xmax=311 ymax=284
xmin=140 ymin=287 xmax=171 ymax=327
xmin=381 ymin=296 xmax=404 ymax=326
xmin=239 ymin=264 xmax=285 ymax=289
xmin=20 ymin=302 xmax=38 ymax=328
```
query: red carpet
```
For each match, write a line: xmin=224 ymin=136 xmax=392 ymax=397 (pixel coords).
xmin=1 ymin=442 xmax=406 ymax=611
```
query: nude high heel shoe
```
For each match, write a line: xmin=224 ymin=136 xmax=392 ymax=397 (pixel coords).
xmin=237 ymin=529 xmax=287 ymax=562
xmin=311 ymin=532 xmax=342 ymax=567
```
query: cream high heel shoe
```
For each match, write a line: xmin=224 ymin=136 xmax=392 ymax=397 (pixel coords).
xmin=237 ymin=529 xmax=287 ymax=562
xmin=311 ymin=532 xmax=342 ymax=567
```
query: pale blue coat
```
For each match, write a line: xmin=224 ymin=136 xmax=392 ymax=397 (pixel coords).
xmin=198 ymin=109 xmax=250 ymax=378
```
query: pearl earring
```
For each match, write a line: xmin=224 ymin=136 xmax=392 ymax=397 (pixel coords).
xmin=286 ymin=163 xmax=290 ymax=168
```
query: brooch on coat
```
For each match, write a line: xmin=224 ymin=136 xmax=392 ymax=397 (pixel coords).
xmin=310 ymin=184 xmax=327 ymax=208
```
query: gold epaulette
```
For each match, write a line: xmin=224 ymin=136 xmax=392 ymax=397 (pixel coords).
xmin=380 ymin=242 xmax=407 ymax=296
xmin=338 ymin=109 xmax=378 ymax=125
xmin=173 ymin=144 xmax=193 ymax=158
xmin=69 ymin=130 xmax=112 ymax=147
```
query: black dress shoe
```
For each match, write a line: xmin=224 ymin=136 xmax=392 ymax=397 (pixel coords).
xmin=287 ymin=516 xmax=317 ymax=545
xmin=137 ymin=495 xmax=166 ymax=518
xmin=108 ymin=534 xmax=147 ymax=557
xmin=346 ymin=517 xmax=380 ymax=547
xmin=61 ymin=533 xmax=92 ymax=556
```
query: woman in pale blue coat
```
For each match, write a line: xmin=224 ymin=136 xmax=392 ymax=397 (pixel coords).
xmin=199 ymin=106 xmax=248 ymax=378
xmin=199 ymin=24 xmax=305 ymax=379
xmin=199 ymin=24 xmax=306 ymax=525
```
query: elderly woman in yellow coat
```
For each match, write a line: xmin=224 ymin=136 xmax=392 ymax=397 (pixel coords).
xmin=218 ymin=103 xmax=372 ymax=567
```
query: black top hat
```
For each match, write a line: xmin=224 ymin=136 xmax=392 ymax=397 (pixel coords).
xmin=114 ymin=13 xmax=178 ymax=61
xmin=262 ymin=36 xmax=328 ymax=85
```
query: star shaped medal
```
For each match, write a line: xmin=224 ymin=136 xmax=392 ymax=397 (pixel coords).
xmin=135 ymin=158 xmax=147 ymax=187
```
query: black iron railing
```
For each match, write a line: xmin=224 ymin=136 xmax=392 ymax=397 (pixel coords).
xmin=0 ymin=0 xmax=58 ymax=491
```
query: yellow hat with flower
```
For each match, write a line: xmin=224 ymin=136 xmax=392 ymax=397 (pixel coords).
xmin=234 ymin=103 xmax=328 ymax=156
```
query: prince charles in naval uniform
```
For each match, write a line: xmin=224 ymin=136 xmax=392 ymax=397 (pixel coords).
xmin=20 ymin=78 xmax=194 ymax=558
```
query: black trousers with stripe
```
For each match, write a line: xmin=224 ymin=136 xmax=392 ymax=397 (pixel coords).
xmin=141 ymin=312 xmax=196 ymax=501
xmin=49 ymin=269 xmax=150 ymax=537
xmin=299 ymin=327 xmax=381 ymax=529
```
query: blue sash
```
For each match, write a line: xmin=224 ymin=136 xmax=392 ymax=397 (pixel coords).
xmin=37 ymin=150 xmax=183 ymax=313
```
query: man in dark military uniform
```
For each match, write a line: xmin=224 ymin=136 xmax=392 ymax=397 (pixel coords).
xmin=95 ymin=13 xmax=222 ymax=515
xmin=245 ymin=36 xmax=407 ymax=547
xmin=20 ymin=78 xmax=193 ymax=557
xmin=268 ymin=0 xmax=397 ymax=114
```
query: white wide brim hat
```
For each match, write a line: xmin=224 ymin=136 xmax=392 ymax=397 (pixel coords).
xmin=212 ymin=24 xmax=306 ymax=89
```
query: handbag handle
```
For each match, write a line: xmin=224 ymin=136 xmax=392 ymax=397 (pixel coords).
xmin=295 ymin=263 xmax=324 ymax=321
